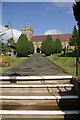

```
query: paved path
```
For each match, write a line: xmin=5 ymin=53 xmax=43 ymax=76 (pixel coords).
xmin=2 ymin=53 xmax=68 ymax=76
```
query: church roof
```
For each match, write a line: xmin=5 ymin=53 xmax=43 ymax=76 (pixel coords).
xmin=31 ymin=34 xmax=72 ymax=42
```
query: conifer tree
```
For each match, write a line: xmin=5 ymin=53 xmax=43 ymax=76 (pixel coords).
xmin=55 ymin=38 xmax=62 ymax=53
xmin=73 ymin=1 xmax=80 ymax=36
xmin=29 ymin=41 xmax=34 ymax=54
xmin=16 ymin=34 xmax=30 ymax=57
xmin=41 ymin=40 xmax=46 ymax=54
xmin=44 ymin=35 xmax=55 ymax=56
xmin=69 ymin=25 xmax=80 ymax=49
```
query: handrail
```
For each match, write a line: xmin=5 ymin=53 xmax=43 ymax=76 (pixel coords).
xmin=76 ymin=47 xmax=80 ymax=76
xmin=78 ymin=47 xmax=80 ymax=64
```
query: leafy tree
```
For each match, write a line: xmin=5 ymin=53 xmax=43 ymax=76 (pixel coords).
xmin=2 ymin=42 xmax=6 ymax=54
xmin=69 ymin=25 xmax=79 ymax=49
xmin=5 ymin=25 xmax=9 ymax=30
xmin=73 ymin=1 xmax=80 ymax=36
xmin=6 ymin=37 xmax=16 ymax=54
xmin=0 ymin=42 xmax=2 ymax=54
xmin=55 ymin=39 xmax=62 ymax=53
xmin=44 ymin=35 xmax=55 ymax=56
xmin=29 ymin=41 xmax=34 ymax=54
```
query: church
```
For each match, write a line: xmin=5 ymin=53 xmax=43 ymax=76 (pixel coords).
xmin=21 ymin=25 xmax=72 ymax=53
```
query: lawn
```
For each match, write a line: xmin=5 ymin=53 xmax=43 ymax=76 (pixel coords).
xmin=0 ymin=57 xmax=27 ymax=72
xmin=48 ymin=56 xmax=80 ymax=77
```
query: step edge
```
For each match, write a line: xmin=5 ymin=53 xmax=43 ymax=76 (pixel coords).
xmin=0 ymin=84 xmax=74 ymax=88
xmin=0 ymin=75 xmax=73 ymax=80
xmin=0 ymin=110 xmax=80 ymax=115
xmin=0 ymin=95 xmax=78 ymax=99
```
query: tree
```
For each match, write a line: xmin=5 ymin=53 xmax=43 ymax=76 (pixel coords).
xmin=0 ymin=42 xmax=1 ymax=54
xmin=73 ymin=1 xmax=80 ymax=36
xmin=69 ymin=25 xmax=79 ymax=49
xmin=41 ymin=40 xmax=46 ymax=54
xmin=16 ymin=34 xmax=30 ymax=57
xmin=6 ymin=37 xmax=16 ymax=54
xmin=43 ymin=35 xmax=55 ymax=56
xmin=55 ymin=39 xmax=62 ymax=53
xmin=5 ymin=25 xmax=9 ymax=29
xmin=51 ymin=39 xmax=55 ymax=54
xmin=29 ymin=41 xmax=34 ymax=54
xmin=2 ymin=42 xmax=7 ymax=54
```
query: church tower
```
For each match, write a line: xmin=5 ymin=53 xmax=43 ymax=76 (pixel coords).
xmin=21 ymin=25 xmax=33 ymax=41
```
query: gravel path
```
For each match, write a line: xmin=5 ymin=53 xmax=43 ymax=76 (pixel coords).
xmin=2 ymin=53 xmax=68 ymax=76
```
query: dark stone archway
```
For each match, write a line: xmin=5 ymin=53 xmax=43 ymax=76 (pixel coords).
xmin=36 ymin=47 xmax=40 ymax=53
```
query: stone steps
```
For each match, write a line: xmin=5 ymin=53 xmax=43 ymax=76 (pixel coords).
xmin=0 ymin=95 xmax=78 ymax=100
xmin=1 ymin=110 xmax=80 ymax=115
xmin=0 ymin=75 xmax=73 ymax=80
xmin=1 ymin=75 xmax=80 ymax=119
xmin=0 ymin=84 xmax=74 ymax=88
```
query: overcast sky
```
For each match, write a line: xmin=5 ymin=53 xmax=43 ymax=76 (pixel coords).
xmin=1 ymin=1 xmax=78 ymax=42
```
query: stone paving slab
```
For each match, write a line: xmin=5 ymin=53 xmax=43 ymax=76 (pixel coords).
xmin=2 ymin=53 xmax=68 ymax=76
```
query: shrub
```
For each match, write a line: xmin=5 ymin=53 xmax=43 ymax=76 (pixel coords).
xmin=29 ymin=41 xmax=34 ymax=54
xmin=55 ymin=39 xmax=62 ymax=53
xmin=43 ymin=35 xmax=55 ymax=56
xmin=41 ymin=40 xmax=46 ymax=54
xmin=16 ymin=34 xmax=30 ymax=57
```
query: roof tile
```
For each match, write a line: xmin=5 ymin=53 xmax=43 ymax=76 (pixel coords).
xmin=31 ymin=34 xmax=72 ymax=42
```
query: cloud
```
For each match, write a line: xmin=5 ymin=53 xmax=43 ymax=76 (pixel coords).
xmin=53 ymin=2 xmax=74 ymax=7
xmin=53 ymin=2 xmax=74 ymax=15
xmin=0 ymin=25 xmax=21 ymax=43
xmin=40 ymin=2 xmax=74 ymax=16
xmin=44 ymin=29 xmax=62 ymax=35
xmin=54 ymin=3 xmax=70 ymax=7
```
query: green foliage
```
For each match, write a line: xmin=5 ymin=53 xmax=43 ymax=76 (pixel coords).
xmin=51 ymin=39 xmax=55 ymax=54
xmin=73 ymin=1 xmax=80 ymax=36
xmin=29 ymin=41 xmax=34 ymax=54
xmin=1 ymin=57 xmax=27 ymax=72
xmin=69 ymin=25 xmax=79 ymax=48
xmin=5 ymin=25 xmax=9 ymax=29
xmin=6 ymin=37 xmax=16 ymax=54
xmin=0 ymin=42 xmax=2 ymax=54
xmin=16 ymin=34 xmax=30 ymax=57
xmin=16 ymin=34 xmax=34 ymax=57
xmin=41 ymin=35 xmax=55 ymax=56
xmin=41 ymin=40 xmax=46 ymax=54
xmin=55 ymin=39 xmax=62 ymax=53
xmin=2 ymin=42 xmax=6 ymax=54
xmin=7 ymin=37 xmax=15 ymax=47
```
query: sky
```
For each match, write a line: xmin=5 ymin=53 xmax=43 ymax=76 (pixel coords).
xmin=0 ymin=1 xmax=78 ymax=42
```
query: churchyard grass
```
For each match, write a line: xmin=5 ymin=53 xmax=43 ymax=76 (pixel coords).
xmin=0 ymin=57 xmax=27 ymax=72
xmin=48 ymin=56 xmax=80 ymax=77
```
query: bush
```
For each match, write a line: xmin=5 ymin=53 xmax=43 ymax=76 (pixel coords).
xmin=55 ymin=39 xmax=62 ymax=53
xmin=41 ymin=40 xmax=46 ymax=54
xmin=16 ymin=34 xmax=30 ymax=57
xmin=29 ymin=41 xmax=34 ymax=54
xmin=41 ymin=35 xmax=55 ymax=56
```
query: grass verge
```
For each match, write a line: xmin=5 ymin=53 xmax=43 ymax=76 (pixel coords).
xmin=0 ymin=57 xmax=27 ymax=73
xmin=48 ymin=56 xmax=79 ymax=77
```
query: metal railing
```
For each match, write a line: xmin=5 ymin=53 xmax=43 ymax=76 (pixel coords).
xmin=76 ymin=47 xmax=80 ymax=76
